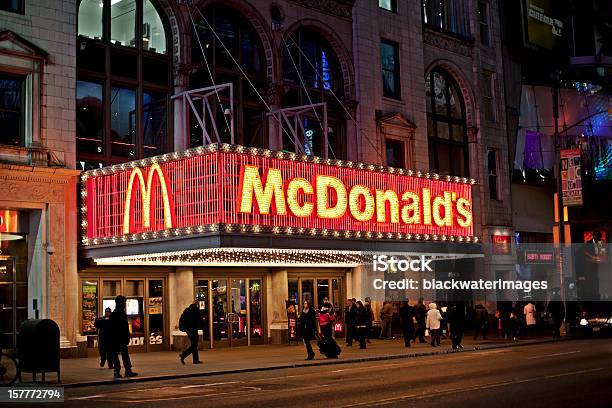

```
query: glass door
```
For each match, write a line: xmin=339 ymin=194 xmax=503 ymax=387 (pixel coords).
xmin=249 ymin=279 xmax=264 ymax=345
xmin=147 ymin=279 xmax=164 ymax=351
xmin=0 ymin=258 xmax=17 ymax=350
xmin=125 ymin=280 xmax=145 ymax=351
xmin=211 ymin=279 xmax=229 ymax=347
xmin=229 ymin=279 xmax=247 ymax=346
xmin=195 ymin=279 xmax=211 ymax=349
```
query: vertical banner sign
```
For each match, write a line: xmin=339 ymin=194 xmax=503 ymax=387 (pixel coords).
xmin=560 ymin=148 xmax=583 ymax=206
xmin=286 ymin=300 xmax=298 ymax=343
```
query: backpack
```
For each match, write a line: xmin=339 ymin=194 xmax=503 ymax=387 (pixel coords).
xmin=179 ymin=308 xmax=189 ymax=332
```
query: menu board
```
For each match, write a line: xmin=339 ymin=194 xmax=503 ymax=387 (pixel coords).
xmin=82 ymin=281 xmax=98 ymax=333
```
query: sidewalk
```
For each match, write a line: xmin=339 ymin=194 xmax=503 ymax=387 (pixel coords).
xmin=36 ymin=335 xmax=568 ymax=388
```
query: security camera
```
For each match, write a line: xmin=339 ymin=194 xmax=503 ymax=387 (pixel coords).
xmin=46 ymin=243 xmax=55 ymax=255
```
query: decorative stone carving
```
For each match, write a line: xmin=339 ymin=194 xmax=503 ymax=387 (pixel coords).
xmin=288 ymin=0 xmax=355 ymax=20
xmin=423 ymin=29 xmax=474 ymax=58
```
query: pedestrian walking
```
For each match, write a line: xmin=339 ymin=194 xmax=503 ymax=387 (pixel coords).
xmin=448 ymin=302 xmax=465 ymax=349
xmin=355 ymin=301 xmax=369 ymax=349
xmin=379 ymin=301 xmax=394 ymax=339
xmin=499 ymin=301 xmax=513 ymax=339
xmin=345 ymin=298 xmax=357 ymax=346
xmin=523 ymin=302 xmax=537 ymax=337
xmin=299 ymin=300 xmax=317 ymax=360
xmin=94 ymin=307 xmax=112 ymax=368
xmin=415 ymin=298 xmax=427 ymax=343
xmin=473 ymin=303 xmax=489 ymax=340
xmin=426 ymin=302 xmax=443 ymax=347
xmin=364 ymin=298 xmax=374 ymax=343
xmin=108 ymin=295 xmax=138 ymax=379
xmin=318 ymin=302 xmax=341 ymax=358
xmin=179 ymin=299 xmax=203 ymax=365
xmin=399 ymin=301 xmax=416 ymax=347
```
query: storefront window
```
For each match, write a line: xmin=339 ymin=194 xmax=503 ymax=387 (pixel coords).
xmin=102 ymin=280 xmax=121 ymax=311
xmin=249 ymin=279 xmax=263 ymax=340
xmin=111 ymin=0 xmax=136 ymax=48
xmin=301 ymin=279 xmax=314 ymax=306
xmin=76 ymin=81 xmax=104 ymax=155
xmin=125 ymin=280 xmax=144 ymax=344
xmin=148 ymin=280 xmax=163 ymax=346
xmin=78 ymin=0 xmax=103 ymax=40
xmin=288 ymin=279 xmax=298 ymax=304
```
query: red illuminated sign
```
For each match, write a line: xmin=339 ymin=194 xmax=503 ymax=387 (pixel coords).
xmin=82 ymin=145 xmax=475 ymax=245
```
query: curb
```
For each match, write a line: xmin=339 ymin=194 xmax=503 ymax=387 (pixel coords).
xmin=60 ymin=337 xmax=574 ymax=388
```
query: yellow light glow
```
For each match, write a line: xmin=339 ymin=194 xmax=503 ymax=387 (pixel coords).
xmin=123 ymin=163 xmax=174 ymax=234
xmin=376 ymin=190 xmax=399 ymax=223
xmin=400 ymin=191 xmax=421 ymax=224
xmin=287 ymin=177 xmax=314 ymax=217
xmin=456 ymin=198 xmax=473 ymax=228
xmin=238 ymin=165 xmax=286 ymax=215
xmin=432 ymin=191 xmax=452 ymax=227
xmin=348 ymin=185 xmax=375 ymax=222
xmin=422 ymin=188 xmax=432 ymax=225
xmin=316 ymin=175 xmax=347 ymax=219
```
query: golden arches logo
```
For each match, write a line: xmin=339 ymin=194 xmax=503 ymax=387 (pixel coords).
xmin=123 ymin=163 xmax=175 ymax=234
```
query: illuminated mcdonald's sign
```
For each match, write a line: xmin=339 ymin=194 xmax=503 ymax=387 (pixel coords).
xmin=82 ymin=145 xmax=477 ymax=246
xmin=122 ymin=163 xmax=175 ymax=234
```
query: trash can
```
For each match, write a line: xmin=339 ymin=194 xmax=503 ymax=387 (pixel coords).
xmin=17 ymin=319 xmax=60 ymax=383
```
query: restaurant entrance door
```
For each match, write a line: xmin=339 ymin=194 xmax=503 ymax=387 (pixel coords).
xmin=194 ymin=277 xmax=264 ymax=347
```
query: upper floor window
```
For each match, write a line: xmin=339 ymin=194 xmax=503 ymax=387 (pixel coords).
xmin=380 ymin=39 xmax=400 ymax=99
xmin=76 ymin=0 xmax=171 ymax=169
xmin=190 ymin=6 xmax=266 ymax=148
xmin=422 ymin=0 xmax=470 ymax=38
xmin=426 ymin=68 xmax=469 ymax=176
xmin=482 ymin=71 xmax=497 ymax=122
xmin=283 ymin=28 xmax=346 ymax=159
xmin=0 ymin=0 xmax=24 ymax=14
xmin=0 ymin=74 xmax=24 ymax=146
xmin=386 ymin=139 xmax=405 ymax=167
xmin=478 ymin=1 xmax=490 ymax=46
xmin=379 ymin=0 xmax=397 ymax=13
xmin=488 ymin=148 xmax=499 ymax=200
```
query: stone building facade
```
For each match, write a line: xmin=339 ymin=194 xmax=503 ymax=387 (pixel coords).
xmin=0 ymin=0 xmax=80 ymax=354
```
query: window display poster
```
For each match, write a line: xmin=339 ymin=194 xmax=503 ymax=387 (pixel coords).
xmin=82 ymin=281 xmax=98 ymax=334
xmin=561 ymin=148 xmax=583 ymax=206
xmin=148 ymin=296 xmax=163 ymax=314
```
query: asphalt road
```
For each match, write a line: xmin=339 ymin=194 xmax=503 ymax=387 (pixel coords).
xmin=62 ymin=339 xmax=612 ymax=408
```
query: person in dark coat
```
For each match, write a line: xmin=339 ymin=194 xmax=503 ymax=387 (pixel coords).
xmin=179 ymin=299 xmax=203 ymax=364
xmin=448 ymin=302 xmax=466 ymax=349
xmin=399 ymin=301 xmax=416 ymax=347
xmin=95 ymin=307 xmax=112 ymax=368
xmin=364 ymin=298 xmax=374 ymax=343
xmin=108 ymin=295 xmax=138 ymax=378
xmin=354 ymin=301 xmax=369 ymax=349
xmin=499 ymin=301 xmax=513 ymax=340
xmin=414 ymin=298 xmax=427 ymax=343
xmin=473 ymin=303 xmax=489 ymax=340
xmin=299 ymin=300 xmax=317 ymax=360
xmin=345 ymin=298 xmax=357 ymax=346
xmin=546 ymin=294 xmax=565 ymax=338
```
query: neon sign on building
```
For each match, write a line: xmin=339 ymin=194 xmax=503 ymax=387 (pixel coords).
xmin=81 ymin=144 xmax=476 ymax=246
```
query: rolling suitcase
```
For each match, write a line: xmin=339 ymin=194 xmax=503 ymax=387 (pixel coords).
xmin=317 ymin=336 xmax=341 ymax=358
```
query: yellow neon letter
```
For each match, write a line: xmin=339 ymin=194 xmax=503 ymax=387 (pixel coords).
xmin=316 ymin=175 xmax=347 ymax=219
xmin=349 ymin=185 xmax=375 ymax=222
xmin=422 ymin=188 xmax=432 ymax=225
xmin=401 ymin=191 xmax=421 ymax=224
xmin=456 ymin=198 xmax=473 ymax=228
xmin=376 ymin=190 xmax=400 ymax=223
xmin=433 ymin=191 xmax=453 ymax=227
xmin=287 ymin=177 xmax=314 ymax=217
xmin=238 ymin=165 xmax=286 ymax=215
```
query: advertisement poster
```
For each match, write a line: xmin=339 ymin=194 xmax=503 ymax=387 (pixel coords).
xmin=148 ymin=296 xmax=163 ymax=315
xmin=81 ymin=281 xmax=98 ymax=334
xmin=560 ymin=148 xmax=583 ymax=206
xmin=286 ymin=300 xmax=298 ymax=343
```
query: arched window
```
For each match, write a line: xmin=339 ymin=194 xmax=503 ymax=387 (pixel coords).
xmin=76 ymin=0 xmax=172 ymax=170
xmin=282 ymin=28 xmax=346 ymax=159
xmin=426 ymin=68 xmax=468 ymax=176
xmin=190 ymin=6 xmax=267 ymax=148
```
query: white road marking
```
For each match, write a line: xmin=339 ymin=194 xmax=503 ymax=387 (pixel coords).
xmin=527 ymin=350 xmax=582 ymax=360
xmin=69 ymin=395 xmax=104 ymax=400
xmin=181 ymin=381 xmax=240 ymax=389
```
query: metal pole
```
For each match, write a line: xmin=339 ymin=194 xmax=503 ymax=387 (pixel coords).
xmin=553 ymin=83 xmax=567 ymax=327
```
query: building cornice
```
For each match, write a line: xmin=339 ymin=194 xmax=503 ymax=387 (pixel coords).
xmin=288 ymin=0 xmax=354 ymax=20
xmin=0 ymin=164 xmax=80 ymax=185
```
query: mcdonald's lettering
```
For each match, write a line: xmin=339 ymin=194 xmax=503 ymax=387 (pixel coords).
xmin=123 ymin=163 xmax=176 ymax=234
